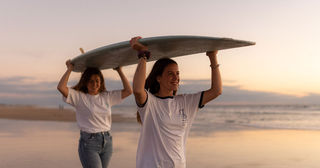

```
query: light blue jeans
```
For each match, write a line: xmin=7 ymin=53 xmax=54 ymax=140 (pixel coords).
xmin=78 ymin=131 xmax=113 ymax=168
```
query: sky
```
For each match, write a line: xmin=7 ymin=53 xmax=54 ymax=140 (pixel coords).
xmin=0 ymin=0 xmax=319 ymax=106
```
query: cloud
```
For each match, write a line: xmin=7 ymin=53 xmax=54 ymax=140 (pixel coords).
xmin=179 ymin=80 xmax=320 ymax=104
xmin=0 ymin=76 xmax=33 ymax=84
xmin=0 ymin=76 xmax=131 ymax=106
xmin=0 ymin=77 xmax=59 ymax=106
xmin=0 ymin=77 xmax=57 ymax=95
xmin=0 ymin=77 xmax=319 ymax=106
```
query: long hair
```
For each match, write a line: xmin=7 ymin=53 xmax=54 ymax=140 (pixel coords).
xmin=137 ymin=58 xmax=178 ymax=124
xmin=72 ymin=67 xmax=106 ymax=93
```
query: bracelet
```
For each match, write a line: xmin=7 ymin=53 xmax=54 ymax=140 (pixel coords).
xmin=210 ymin=64 xmax=220 ymax=69
xmin=138 ymin=50 xmax=151 ymax=60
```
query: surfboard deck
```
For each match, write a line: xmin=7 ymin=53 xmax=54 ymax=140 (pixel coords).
xmin=71 ymin=35 xmax=255 ymax=72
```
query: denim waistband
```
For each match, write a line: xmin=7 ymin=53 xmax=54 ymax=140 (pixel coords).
xmin=80 ymin=130 xmax=111 ymax=137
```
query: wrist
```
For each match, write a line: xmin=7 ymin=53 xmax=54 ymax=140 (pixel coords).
xmin=209 ymin=56 xmax=218 ymax=64
xmin=117 ymin=69 xmax=123 ymax=73
xmin=132 ymin=44 xmax=148 ymax=52
xmin=139 ymin=46 xmax=148 ymax=52
xmin=210 ymin=64 xmax=220 ymax=69
xmin=138 ymin=50 xmax=151 ymax=60
xmin=206 ymin=51 xmax=218 ymax=57
xmin=208 ymin=54 xmax=217 ymax=60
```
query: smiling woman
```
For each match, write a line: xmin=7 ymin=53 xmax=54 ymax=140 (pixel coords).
xmin=72 ymin=68 xmax=106 ymax=95
xmin=56 ymin=60 xmax=132 ymax=168
xmin=130 ymin=36 xmax=222 ymax=168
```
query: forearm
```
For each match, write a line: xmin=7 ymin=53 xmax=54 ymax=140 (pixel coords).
xmin=210 ymin=65 xmax=222 ymax=95
xmin=133 ymin=58 xmax=147 ymax=94
xmin=117 ymin=69 xmax=132 ymax=98
xmin=57 ymin=69 xmax=72 ymax=97
xmin=130 ymin=36 xmax=148 ymax=104
xmin=209 ymin=55 xmax=222 ymax=93
xmin=202 ymin=53 xmax=222 ymax=105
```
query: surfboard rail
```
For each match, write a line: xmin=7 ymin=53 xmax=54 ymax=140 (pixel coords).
xmin=71 ymin=35 xmax=255 ymax=72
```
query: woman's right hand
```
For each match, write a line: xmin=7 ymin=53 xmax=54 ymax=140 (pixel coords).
xmin=113 ymin=66 xmax=122 ymax=72
xmin=66 ymin=60 xmax=74 ymax=71
xmin=130 ymin=36 xmax=148 ymax=51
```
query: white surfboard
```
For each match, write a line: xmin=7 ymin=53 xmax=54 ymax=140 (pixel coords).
xmin=71 ymin=35 xmax=255 ymax=72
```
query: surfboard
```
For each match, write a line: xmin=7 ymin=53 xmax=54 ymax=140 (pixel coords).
xmin=71 ymin=35 xmax=255 ymax=72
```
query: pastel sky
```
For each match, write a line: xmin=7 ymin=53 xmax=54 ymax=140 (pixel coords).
xmin=1 ymin=0 xmax=320 ymax=105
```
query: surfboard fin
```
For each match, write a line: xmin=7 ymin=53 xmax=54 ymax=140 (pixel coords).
xmin=79 ymin=48 xmax=85 ymax=54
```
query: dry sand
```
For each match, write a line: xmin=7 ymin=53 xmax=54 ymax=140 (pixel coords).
xmin=0 ymin=104 xmax=135 ymax=123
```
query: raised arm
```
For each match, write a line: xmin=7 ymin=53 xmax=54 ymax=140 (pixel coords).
xmin=201 ymin=51 xmax=222 ymax=106
xmin=57 ymin=60 xmax=74 ymax=98
xmin=130 ymin=36 xmax=149 ymax=105
xmin=114 ymin=66 xmax=133 ymax=99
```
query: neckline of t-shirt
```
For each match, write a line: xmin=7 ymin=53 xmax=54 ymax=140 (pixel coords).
xmin=154 ymin=95 xmax=174 ymax=99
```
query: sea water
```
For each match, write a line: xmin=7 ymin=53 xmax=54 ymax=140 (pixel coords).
xmin=113 ymin=104 xmax=320 ymax=131
xmin=195 ymin=104 xmax=320 ymax=130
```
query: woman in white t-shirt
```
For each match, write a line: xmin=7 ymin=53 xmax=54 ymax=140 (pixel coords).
xmin=57 ymin=60 xmax=132 ymax=168
xmin=130 ymin=36 xmax=222 ymax=168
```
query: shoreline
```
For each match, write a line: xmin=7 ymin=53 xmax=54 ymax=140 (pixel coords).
xmin=2 ymin=104 xmax=320 ymax=132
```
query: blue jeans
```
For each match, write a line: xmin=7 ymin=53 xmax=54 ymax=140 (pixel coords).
xmin=78 ymin=131 xmax=113 ymax=168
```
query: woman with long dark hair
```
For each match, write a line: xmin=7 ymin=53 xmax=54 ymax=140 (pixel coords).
xmin=130 ymin=36 xmax=222 ymax=168
xmin=57 ymin=61 xmax=132 ymax=168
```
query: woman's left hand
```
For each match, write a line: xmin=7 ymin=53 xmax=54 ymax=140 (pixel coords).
xmin=206 ymin=50 xmax=218 ymax=57
xmin=113 ymin=66 xmax=122 ymax=72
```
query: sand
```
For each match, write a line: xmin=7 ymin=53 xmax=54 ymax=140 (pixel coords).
xmin=1 ymin=105 xmax=320 ymax=168
xmin=0 ymin=104 xmax=135 ymax=123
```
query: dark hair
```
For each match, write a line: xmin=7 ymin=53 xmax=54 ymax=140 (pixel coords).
xmin=137 ymin=58 xmax=178 ymax=124
xmin=72 ymin=67 xmax=106 ymax=93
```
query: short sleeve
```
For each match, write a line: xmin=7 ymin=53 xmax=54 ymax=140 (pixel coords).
xmin=104 ymin=90 xmax=122 ymax=106
xmin=137 ymin=90 xmax=151 ymax=124
xmin=63 ymin=88 xmax=80 ymax=106
xmin=182 ymin=91 xmax=204 ymax=119
xmin=136 ymin=90 xmax=149 ymax=108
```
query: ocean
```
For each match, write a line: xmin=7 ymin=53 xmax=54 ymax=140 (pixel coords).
xmin=113 ymin=104 xmax=320 ymax=131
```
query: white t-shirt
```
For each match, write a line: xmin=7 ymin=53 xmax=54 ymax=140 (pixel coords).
xmin=136 ymin=91 xmax=204 ymax=168
xmin=63 ymin=88 xmax=122 ymax=133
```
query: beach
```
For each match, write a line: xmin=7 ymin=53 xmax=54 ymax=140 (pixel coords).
xmin=0 ymin=105 xmax=135 ymax=123
xmin=1 ymin=105 xmax=320 ymax=168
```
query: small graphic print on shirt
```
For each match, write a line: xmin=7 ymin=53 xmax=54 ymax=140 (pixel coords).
xmin=105 ymin=103 xmax=109 ymax=109
xmin=179 ymin=109 xmax=187 ymax=122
